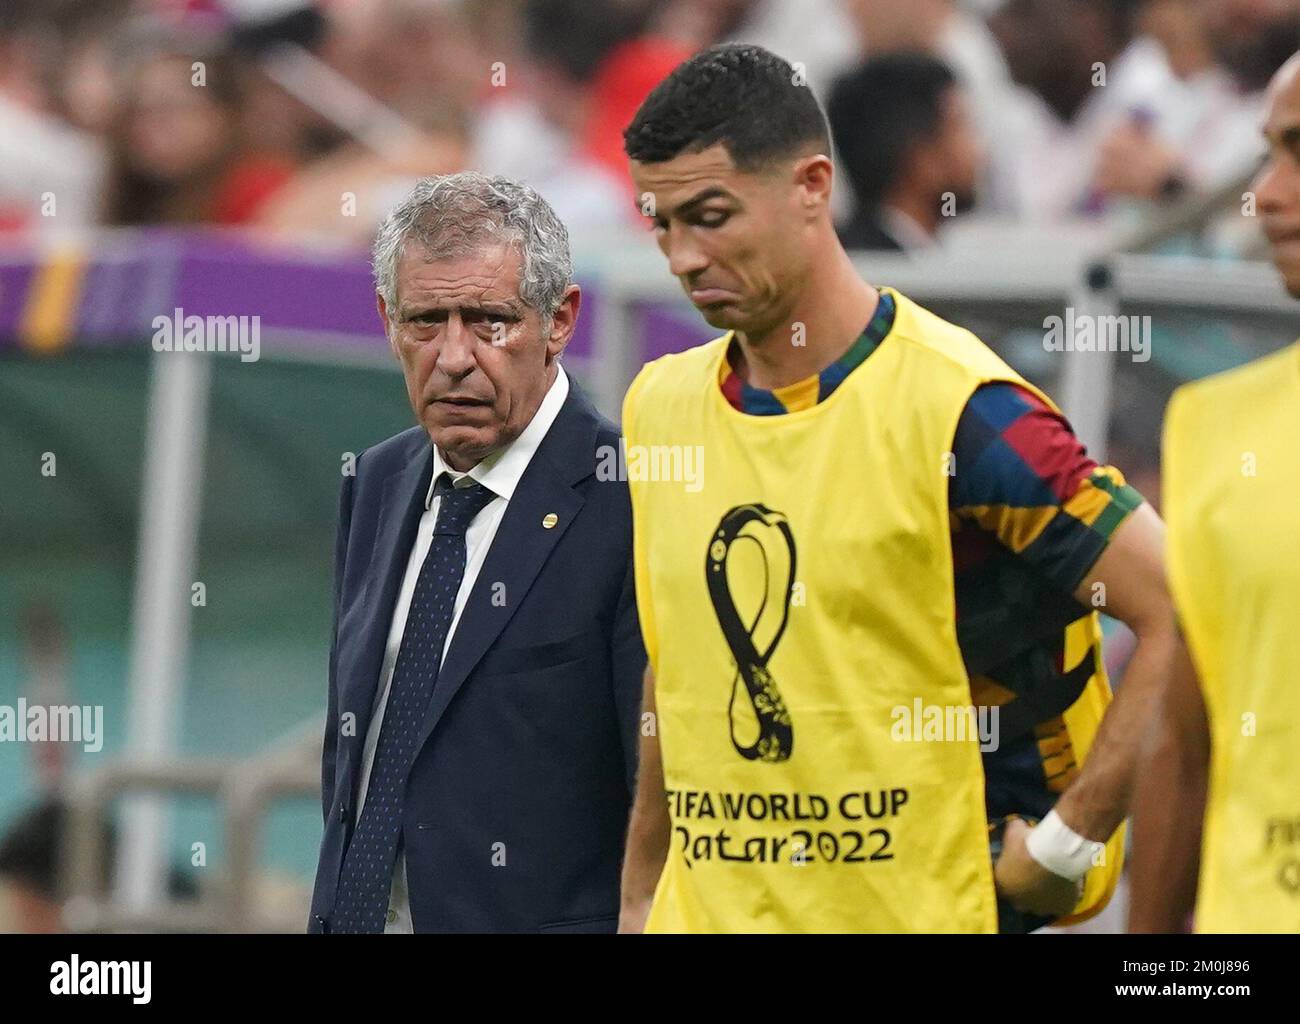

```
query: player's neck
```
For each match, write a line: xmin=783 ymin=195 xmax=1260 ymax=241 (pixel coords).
xmin=733 ymin=251 xmax=879 ymax=392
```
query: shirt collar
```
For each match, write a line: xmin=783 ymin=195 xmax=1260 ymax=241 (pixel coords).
xmin=425 ymin=363 xmax=570 ymax=508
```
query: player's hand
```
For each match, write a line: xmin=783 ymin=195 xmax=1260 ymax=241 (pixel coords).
xmin=618 ymin=898 xmax=652 ymax=934
xmin=994 ymin=816 xmax=1084 ymax=919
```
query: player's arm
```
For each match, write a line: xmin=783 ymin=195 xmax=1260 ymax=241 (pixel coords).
xmin=618 ymin=663 xmax=669 ymax=933
xmin=997 ymin=502 xmax=1175 ymax=914
xmin=949 ymin=384 xmax=1168 ymax=915
xmin=1127 ymin=624 xmax=1208 ymax=932
xmin=1053 ymin=500 xmax=1176 ymax=840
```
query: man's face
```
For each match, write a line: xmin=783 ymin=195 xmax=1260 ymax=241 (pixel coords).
xmin=379 ymin=240 xmax=578 ymax=469
xmin=991 ymin=0 xmax=1070 ymax=92
xmin=992 ymin=0 xmax=1114 ymax=119
xmin=630 ymin=143 xmax=820 ymax=336
xmin=1254 ymin=57 xmax=1300 ymax=298
xmin=920 ymin=86 xmax=983 ymax=212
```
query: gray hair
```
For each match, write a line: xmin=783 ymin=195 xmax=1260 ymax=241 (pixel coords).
xmin=372 ymin=172 xmax=574 ymax=322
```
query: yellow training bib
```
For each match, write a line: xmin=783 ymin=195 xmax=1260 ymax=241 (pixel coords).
xmin=625 ymin=289 xmax=1122 ymax=932
xmin=1164 ymin=341 xmax=1300 ymax=933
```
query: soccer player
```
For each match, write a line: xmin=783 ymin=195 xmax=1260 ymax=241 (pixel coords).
xmin=617 ymin=44 xmax=1174 ymax=933
xmin=1129 ymin=53 xmax=1300 ymax=934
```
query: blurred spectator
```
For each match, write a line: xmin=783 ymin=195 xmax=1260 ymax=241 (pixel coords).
xmin=988 ymin=0 xmax=1285 ymax=219
xmin=580 ymin=34 xmax=699 ymax=198
xmin=21 ymin=601 xmax=70 ymax=791
xmin=471 ymin=0 xmax=653 ymax=231
xmin=628 ymin=0 xmax=864 ymax=100
xmin=317 ymin=0 xmax=485 ymax=119
xmin=43 ymin=0 xmax=127 ymax=138
xmin=986 ymin=0 xmax=1214 ymax=218
xmin=830 ymin=53 xmax=985 ymax=250
xmin=1087 ymin=0 xmax=1280 ymax=207
xmin=224 ymin=1 xmax=352 ymax=166
xmin=1204 ymin=0 xmax=1300 ymax=93
xmin=102 ymin=35 xmax=295 ymax=226
xmin=0 ymin=0 xmax=113 ymax=234
xmin=0 ymin=797 xmax=200 ymax=933
xmin=234 ymin=0 xmax=471 ymax=242
xmin=839 ymin=1 xmax=1019 ymax=213
xmin=0 ymin=0 xmax=1288 ymax=244
xmin=842 ymin=0 xmax=953 ymax=53
xmin=252 ymin=83 xmax=469 ymax=244
xmin=0 ymin=799 xmax=112 ymax=934
xmin=570 ymin=0 xmax=860 ymax=212
xmin=993 ymin=0 xmax=1143 ymax=127
xmin=715 ymin=0 xmax=862 ymax=98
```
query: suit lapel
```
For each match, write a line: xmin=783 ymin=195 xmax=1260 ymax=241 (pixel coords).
xmin=415 ymin=384 xmax=599 ymax=750
xmin=341 ymin=441 xmax=434 ymax=763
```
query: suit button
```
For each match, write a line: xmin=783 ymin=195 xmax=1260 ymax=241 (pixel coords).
xmin=338 ymin=803 xmax=347 ymax=823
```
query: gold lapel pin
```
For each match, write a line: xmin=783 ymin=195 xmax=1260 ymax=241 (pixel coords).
xmin=542 ymin=512 xmax=558 ymax=529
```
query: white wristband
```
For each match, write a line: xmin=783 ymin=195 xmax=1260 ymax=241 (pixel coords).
xmin=1025 ymin=810 xmax=1104 ymax=882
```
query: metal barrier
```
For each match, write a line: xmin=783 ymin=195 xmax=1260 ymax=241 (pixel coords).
xmin=60 ymin=717 xmax=323 ymax=933
xmin=222 ymin=723 xmax=322 ymax=933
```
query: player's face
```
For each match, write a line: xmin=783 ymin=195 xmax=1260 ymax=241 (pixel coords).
xmin=380 ymin=241 xmax=577 ymax=469
xmin=630 ymin=144 xmax=812 ymax=334
xmin=933 ymin=88 xmax=983 ymax=210
xmin=1255 ymin=56 xmax=1300 ymax=298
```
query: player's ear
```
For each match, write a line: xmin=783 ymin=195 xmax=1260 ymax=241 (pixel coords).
xmin=793 ymin=153 xmax=834 ymax=215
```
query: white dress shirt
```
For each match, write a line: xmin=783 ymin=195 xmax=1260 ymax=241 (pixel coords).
xmin=354 ymin=365 xmax=570 ymax=932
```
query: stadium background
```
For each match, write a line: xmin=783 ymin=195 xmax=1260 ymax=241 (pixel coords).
xmin=0 ymin=0 xmax=1295 ymax=931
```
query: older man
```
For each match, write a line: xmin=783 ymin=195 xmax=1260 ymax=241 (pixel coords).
xmin=308 ymin=173 xmax=644 ymax=934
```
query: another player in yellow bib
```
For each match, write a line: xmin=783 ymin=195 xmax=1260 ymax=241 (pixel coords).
xmin=1130 ymin=54 xmax=1300 ymax=934
xmin=618 ymin=45 xmax=1177 ymax=934
xmin=627 ymin=290 xmax=1104 ymax=932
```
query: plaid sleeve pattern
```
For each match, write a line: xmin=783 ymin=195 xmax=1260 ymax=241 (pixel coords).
xmin=949 ymin=382 xmax=1144 ymax=593
xmin=948 ymin=382 xmax=1146 ymax=840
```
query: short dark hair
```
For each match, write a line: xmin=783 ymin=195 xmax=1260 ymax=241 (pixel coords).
xmin=623 ymin=43 xmax=830 ymax=171
xmin=827 ymin=53 xmax=957 ymax=211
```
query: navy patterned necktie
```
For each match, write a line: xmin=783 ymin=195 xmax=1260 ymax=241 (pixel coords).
xmin=332 ymin=476 xmax=496 ymax=933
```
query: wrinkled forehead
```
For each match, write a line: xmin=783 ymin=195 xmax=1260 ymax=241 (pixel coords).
xmin=394 ymin=237 xmax=525 ymax=309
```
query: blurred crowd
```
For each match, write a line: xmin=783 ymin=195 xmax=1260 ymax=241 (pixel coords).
xmin=0 ymin=0 xmax=1296 ymax=250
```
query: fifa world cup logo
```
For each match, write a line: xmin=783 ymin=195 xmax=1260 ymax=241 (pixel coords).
xmin=705 ymin=504 xmax=797 ymax=762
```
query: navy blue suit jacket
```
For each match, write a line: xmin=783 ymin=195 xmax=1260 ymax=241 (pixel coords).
xmin=309 ymin=379 xmax=644 ymax=933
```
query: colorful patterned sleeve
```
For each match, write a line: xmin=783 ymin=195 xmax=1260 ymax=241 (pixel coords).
xmin=949 ymin=382 xmax=1145 ymax=591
